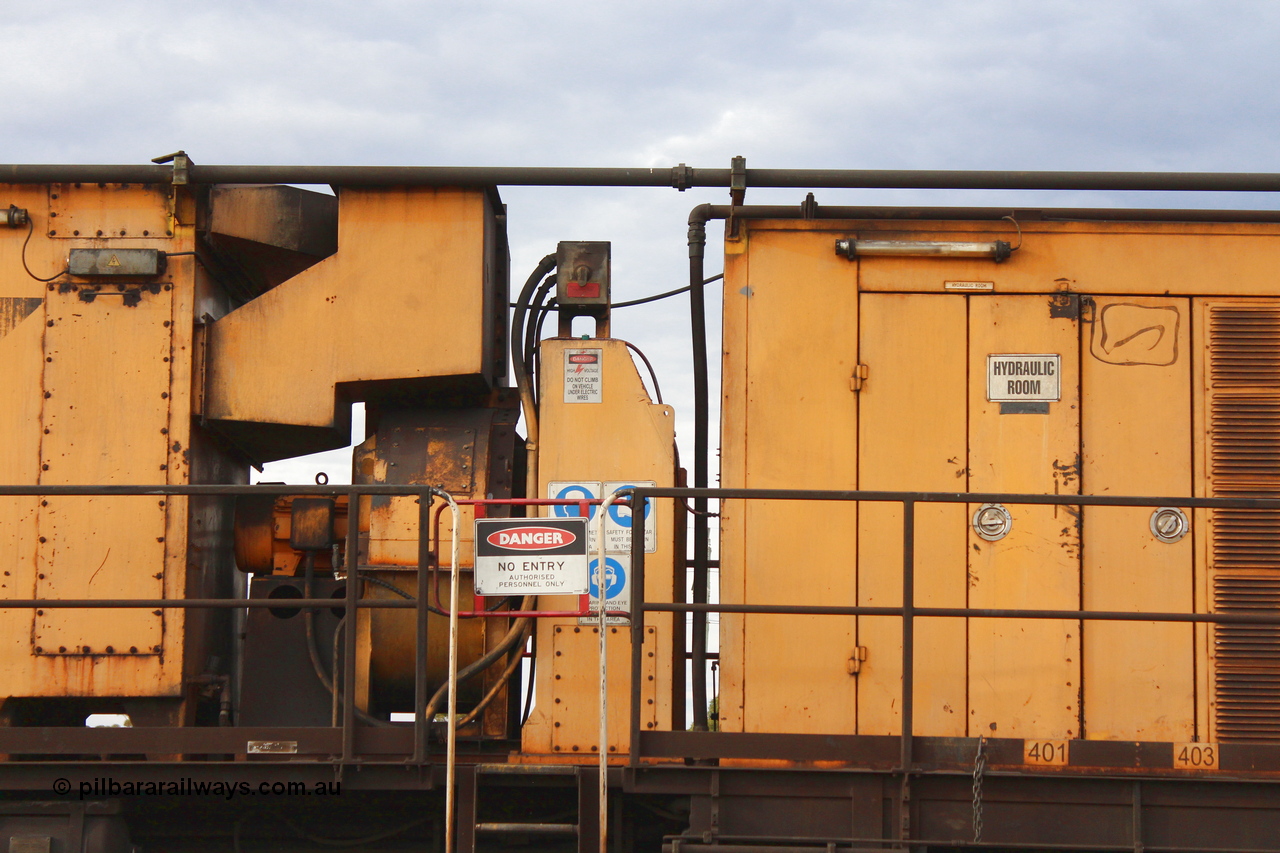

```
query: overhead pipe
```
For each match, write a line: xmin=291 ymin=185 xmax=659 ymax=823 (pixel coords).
xmin=8 ymin=162 xmax=1280 ymax=193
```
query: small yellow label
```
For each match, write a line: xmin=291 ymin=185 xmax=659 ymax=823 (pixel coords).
xmin=107 ymin=254 xmax=121 ymax=267
xmin=1173 ymin=743 xmax=1219 ymax=770
xmin=1023 ymin=739 xmax=1068 ymax=765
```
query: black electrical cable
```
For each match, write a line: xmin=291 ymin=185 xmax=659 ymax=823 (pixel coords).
xmin=623 ymin=341 xmax=664 ymax=405
xmin=509 ymin=274 xmax=721 ymax=312
xmin=20 ymin=219 xmax=68 ymax=282
xmin=612 ymin=275 xmax=726 ymax=309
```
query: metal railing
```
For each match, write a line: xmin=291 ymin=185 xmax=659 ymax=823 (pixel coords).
xmin=625 ymin=486 xmax=1280 ymax=786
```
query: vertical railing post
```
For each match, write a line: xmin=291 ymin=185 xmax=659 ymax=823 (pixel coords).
xmin=413 ymin=489 xmax=432 ymax=764
xmin=342 ymin=487 xmax=360 ymax=764
xmin=898 ymin=498 xmax=916 ymax=842
xmin=595 ymin=491 xmax=624 ymax=853
xmin=441 ymin=494 xmax=462 ymax=853
xmin=629 ymin=488 xmax=647 ymax=769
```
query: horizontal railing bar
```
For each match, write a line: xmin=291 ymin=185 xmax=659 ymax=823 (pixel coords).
xmin=0 ymin=598 xmax=416 ymax=609
xmin=7 ymin=483 xmax=1280 ymax=511
xmin=0 ymin=484 xmax=628 ymax=499
xmin=644 ymin=602 xmax=1280 ymax=625
xmin=631 ymin=486 xmax=1280 ymax=510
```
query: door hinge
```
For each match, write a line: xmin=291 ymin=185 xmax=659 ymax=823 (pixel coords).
xmin=850 ymin=364 xmax=869 ymax=392
xmin=847 ymin=646 xmax=868 ymax=674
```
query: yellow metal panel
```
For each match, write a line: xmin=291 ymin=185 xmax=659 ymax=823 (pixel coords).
xmin=47 ymin=183 xmax=171 ymax=240
xmin=0 ymin=185 xmax=189 ymax=698
xmin=35 ymin=286 xmax=171 ymax=655
xmin=207 ymin=188 xmax=494 ymax=432
xmin=0 ymin=306 xmax=45 ymax=694
xmin=1081 ymin=296 xmax=1194 ymax=741
xmin=718 ymin=248 xmax=749 ymax=732
xmin=523 ymin=338 xmax=675 ymax=755
xmin=829 ymin=219 xmax=1280 ymax=296
xmin=857 ymin=294 xmax=967 ymax=736
xmin=726 ymin=228 xmax=859 ymax=734
xmin=550 ymin=625 xmax=657 ymax=756
xmin=967 ymin=295 xmax=1081 ymax=739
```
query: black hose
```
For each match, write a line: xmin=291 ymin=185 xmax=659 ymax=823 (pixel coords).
xmin=301 ymin=557 xmax=392 ymax=727
xmin=511 ymin=254 xmax=557 ymax=394
xmin=422 ymin=599 xmax=535 ymax=726
xmin=687 ymin=204 xmax=713 ymax=731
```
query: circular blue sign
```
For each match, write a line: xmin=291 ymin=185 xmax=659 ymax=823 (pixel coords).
xmin=588 ymin=557 xmax=626 ymax=600
xmin=606 ymin=484 xmax=651 ymax=527
xmin=553 ymin=484 xmax=597 ymax=520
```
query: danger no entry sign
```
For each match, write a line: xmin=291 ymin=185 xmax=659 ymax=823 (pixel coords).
xmin=474 ymin=518 xmax=589 ymax=596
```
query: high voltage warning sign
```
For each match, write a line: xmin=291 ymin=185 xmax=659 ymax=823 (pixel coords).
xmin=473 ymin=518 xmax=589 ymax=596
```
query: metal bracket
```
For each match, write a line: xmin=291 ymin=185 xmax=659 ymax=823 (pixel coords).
xmin=151 ymin=150 xmax=193 ymax=185
xmin=847 ymin=646 xmax=868 ymax=674
xmin=729 ymin=155 xmax=746 ymax=206
xmin=800 ymin=192 xmax=819 ymax=220
xmin=850 ymin=364 xmax=869 ymax=392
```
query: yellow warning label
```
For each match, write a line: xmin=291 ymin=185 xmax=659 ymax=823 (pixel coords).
xmin=107 ymin=255 xmax=121 ymax=267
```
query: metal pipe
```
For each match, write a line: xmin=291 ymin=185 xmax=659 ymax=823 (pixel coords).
xmin=687 ymin=204 xmax=713 ymax=732
xmin=342 ymin=489 xmax=360 ymax=763
xmin=413 ymin=490 xmax=432 ymax=764
xmin=900 ymin=499 xmax=915 ymax=771
xmin=640 ymin=602 xmax=1280 ymax=625
xmin=566 ymin=486 xmax=1280 ymax=510
xmin=630 ymin=484 xmax=648 ymax=768
xmin=898 ymin=500 xmax=915 ymax=842
xmin=9 ymin=162 xmax=1280 ymax=193
xmin=596 ymin=489 xmax=628 ymax=853
xmin=7 ymin=483 xmax=1280 ymax=510
xmin=442 ymin=492 xmax=463 ymax=853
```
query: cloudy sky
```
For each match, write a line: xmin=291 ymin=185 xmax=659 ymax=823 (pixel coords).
xmin=8 ymin=0 xmax=1280 ymax=482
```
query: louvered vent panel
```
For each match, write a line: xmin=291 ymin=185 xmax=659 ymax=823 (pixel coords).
xmin=1209 ymin=305 xmax=1280 ymax=741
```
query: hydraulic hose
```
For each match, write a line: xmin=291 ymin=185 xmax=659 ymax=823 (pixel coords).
xmin=422 ymin=595 xmax=535 ymax=724
xmin=687 ymin=204 xmax=714 ymax=731
xmin=301 ymin=554 xmax=392 ymax=727
xmin=511 ymin=254 xmax=558 ymax=503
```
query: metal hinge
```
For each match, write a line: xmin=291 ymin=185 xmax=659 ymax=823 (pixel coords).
xmin=850 ymin=364 xmax=869 ymax=392
xmin=847 ymin=646 xmax=868 ymax=674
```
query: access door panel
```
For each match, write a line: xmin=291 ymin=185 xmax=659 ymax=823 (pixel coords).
xmin=35 ymin=286 xmax=172 ymax=656
xmin=1081 ymin=296 xmax=1194 ymax=740
xmin=857 ymin=293 xmax=968 ymax=736
xmin=968 ymin=295 xmax=1082 ymax=739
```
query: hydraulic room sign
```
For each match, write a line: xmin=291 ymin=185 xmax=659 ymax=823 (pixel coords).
xmin=474 ymin=518 xmax=589 ymax=596
xmin=986 ymin=354 xmax=1061 ymax=402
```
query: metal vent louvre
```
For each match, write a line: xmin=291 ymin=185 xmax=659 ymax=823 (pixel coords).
xmin=1208 ymin=305 xmax=1280 ymax=741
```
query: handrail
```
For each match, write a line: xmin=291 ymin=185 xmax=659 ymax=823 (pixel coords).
xmin=626 ymin=484 xmax=1280 ymax=809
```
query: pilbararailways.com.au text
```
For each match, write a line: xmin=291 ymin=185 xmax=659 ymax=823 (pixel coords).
xmin=55 ymin=777 xmax=340 ymax=800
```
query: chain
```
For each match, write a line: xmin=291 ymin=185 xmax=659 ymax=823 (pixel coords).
xmin=971 ymin=735 xmax=987 ymax=843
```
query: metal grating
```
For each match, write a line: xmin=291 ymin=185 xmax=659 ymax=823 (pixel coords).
xmin=1208 ymin=305 xmax=1280 ymax=740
